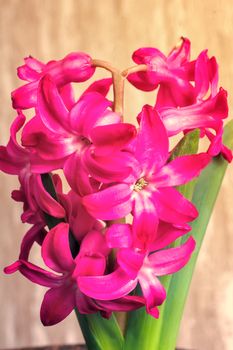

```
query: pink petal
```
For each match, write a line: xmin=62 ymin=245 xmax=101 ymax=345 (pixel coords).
xmin=194 ymin=50 xmax=210 ymax=100
xmin=132 ymin=192 xmax=159 ymax=248
xmin=22 ymin=115 xmax=76 ymax=161
xmin=42 ymin=223 xmax=75 ymax=273
xmin=93 ymin=110 xmax=121 ymax=127
xmin=161 ymin=88 xmax=228 ymax=136
xmin=38 ymin=75 xmax=69 ymax=134
xmin=59 ymin=84 xmax=75 ymax=110
xmin=148 ymin=236 xmax=196 ymax=275
xmin=153 ymin=187 xmax=198 ymax=224
xmin=84 ymin=149 xmax=134 ymax=183
xmin=64 ymin=153 xmax=93 ymax=196
xmin=12 ymin=81 xmax=38 ymax=109
xmin=95 ymin=295 xmax=145 ymax=312
xmin=136 ymin=106 xmax=168 ymax=172
xmin=17 ymin=56 xmax=44 ymax=81
xmin=0 ymin=146 xmax=24 ymax=174
xmin=30 ymin=156 xmax=66 ymax=173
xmin=67 ymin=193 xmax=100 ymax=242
xmin=0 ymin=112 xmax=28 ymax=174
xmin=32 ymin=175 xmax=66 ymax=218
xmin=91 ymin=123 xmax=136 ymax=156
xmin=40 ymin=284 xmax=76 ymax=326
xmin=155 ymin=80 xmax=195 ymax=108
xmin=78 ymin=268 xmax=138 ymax=300
xmin=150 ymin=222 xmax=191 ymax=251
xmin=74 ymin=255 xmax=106 ymax=277
xmin=8 ymin=111 xmax=27 ymax=158
xmin=19 ymin=224 xmax=46 ymax=260
xmin=5 ymin=260 xmax=64 ymax=287
xmin=82 ymin=184 xmax=133 ymax=220
xmin=208 ymin=56 xmax=219 ymax=97
xmin=127 ymin=71 xmax=157 ymax=92
xmin=51 ymin=51 xmax=95 ymax=84
xmin=75 ymin=289 xmax=99 ymax=315
xmin=153 ymin=153 xmax=211 ymax=187
xmin=117 ymin=248 xmax=145 ymax=279
xmin=79 ymin=230 xmax=110 ymax=257
xmin=80 ymin=78 xmax=112 ymax=97
xmin=138 ymin=271 xmax=166 ymax=317
xmin=68 ymin=92 xmax=111 ymax=136
xmin=167 ymin=37 xmax=191 ymax=66
xmin=106 ymin=223 xmax=132 ymax=248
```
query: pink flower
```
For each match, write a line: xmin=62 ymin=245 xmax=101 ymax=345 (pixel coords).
xmin=127 ymin=37 xmax=196 ymax=107
xmin=12 ymin=52 xmax=95 ymax=109
xmin=22 ymin=75 xmax=136 ymax=189
xmin=0 ymin=111 xmax=65 ymax=225
xmin=83 ymin=106 xmax=210 ymax=248
xmin=4 ymin=223 xmax=145 ymax=325
xmin=78 ymin=223 xmax=195 ymax=317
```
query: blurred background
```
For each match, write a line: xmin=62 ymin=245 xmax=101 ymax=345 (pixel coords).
xmin=0 ymin=1 xmax=233 ymax=349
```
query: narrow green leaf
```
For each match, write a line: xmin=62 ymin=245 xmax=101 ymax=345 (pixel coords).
xmin=77 ymin=311 xmax=124 ymax=350
xmin=157 ymin=120 xmax=233 ymax=350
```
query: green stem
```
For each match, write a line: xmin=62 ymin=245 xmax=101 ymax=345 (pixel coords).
xmin=77 ymin=311 xmax=124 ymax=350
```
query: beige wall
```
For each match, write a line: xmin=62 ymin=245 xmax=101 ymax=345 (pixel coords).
xmin=0 ymin=1 xmax=233 ymax=349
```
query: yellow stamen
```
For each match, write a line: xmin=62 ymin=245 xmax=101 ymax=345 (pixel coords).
xmin=134 ymin=178 xmax=148 ymax=192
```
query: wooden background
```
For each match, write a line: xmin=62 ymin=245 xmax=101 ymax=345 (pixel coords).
xmin=0 ymin=1 xmax=233 ymax=349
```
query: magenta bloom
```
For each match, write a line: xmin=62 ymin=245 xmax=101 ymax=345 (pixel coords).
xmin=127 ymin=37 xmax=196 ymax=107
xmin=83 ymin=106 xmax=210 ymax=248
xmin=22 ymin=75 xmax=136 ymax=190
xmin=12 ymin=52 xmax=95 ymax=109
xmin=5 ymin=223 xmax=145 ymax=325
xmin=78 ymin=222 xmax=195 ymax=317
xmin=2 ymin=41 xmax=231 ymax=327
xmin=0 ymin=112 xmax=65 ymax=224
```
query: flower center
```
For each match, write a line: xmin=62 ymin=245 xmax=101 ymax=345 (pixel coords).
xmin=134 ymin=178 xmax=148 ymax=192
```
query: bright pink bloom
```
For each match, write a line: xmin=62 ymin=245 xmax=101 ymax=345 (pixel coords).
xmin=0 ymin=112 xmax=65 ymax=224
xmin=4 ymin=223 xmax=145 ymax=325
xmin=22 ymin=75 xmax=136 ymax=188
xmin=12 ymin=53 xmax=95 ymax=109
xmin=83 ymin=106 xmax=210 ymax=248
xmin=127 ymin=37 xmax=196 ymax=107
xmin=78 ymin=223 xmax=195 ymax=317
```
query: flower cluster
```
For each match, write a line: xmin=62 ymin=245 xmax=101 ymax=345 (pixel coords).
xmin=2 ymin=38 xmax=231 ymax=326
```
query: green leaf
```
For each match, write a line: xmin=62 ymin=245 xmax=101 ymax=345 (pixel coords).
xmin=155 ymin=120 xmax=233 ymax=350
xmin=77 ymin=311 xmax=124 ymax=350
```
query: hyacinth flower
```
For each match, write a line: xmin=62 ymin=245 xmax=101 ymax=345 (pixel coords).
xmin=83 ymin=106 xmax=210 ymax=248
xmin=4 ymin=223 xmax=145 ymax=325
xmin=127 ymin=37 xmax=196 ymax=107
xmin=21 ymin=75 xmax=136 ymax=191
xmin=0 ymin=111 xmax=66 ymax=226
xmin=78 ymin=222 xmax=195 ymax=317
xmin=128 ymin=40 xmax=231 ymax=161
xmin=2 ymin=39 xmax=233 ymax=350
xmin=12 ymin=52 xmax=95 ymax=109
xmin=156 ymin=49 xmax=231 ymax=161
